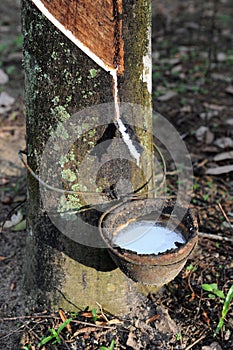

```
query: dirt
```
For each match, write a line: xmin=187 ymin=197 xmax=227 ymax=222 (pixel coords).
xmin=0 ymin=0 xmax=233 ymax=349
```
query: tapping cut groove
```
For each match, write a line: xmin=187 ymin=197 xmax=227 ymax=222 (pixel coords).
xmin=32 ymin=0 xmax=124 ymax=73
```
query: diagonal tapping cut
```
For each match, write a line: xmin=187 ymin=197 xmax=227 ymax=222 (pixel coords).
xmin=31 ymin=0 xmax=124 ymax=73
xmin=31 ymin=0 xmax=142 ymax=165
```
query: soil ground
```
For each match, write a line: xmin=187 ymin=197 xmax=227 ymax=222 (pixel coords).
xmin=0 ymin=1 xmax=232 ymax=349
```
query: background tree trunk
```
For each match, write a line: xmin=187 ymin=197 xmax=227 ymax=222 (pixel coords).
xmin=22 ymin=0 xmax=155 ymax=315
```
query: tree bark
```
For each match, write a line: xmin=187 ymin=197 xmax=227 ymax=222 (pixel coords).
xmin=22 ymin=0 xmax=155 ymax=315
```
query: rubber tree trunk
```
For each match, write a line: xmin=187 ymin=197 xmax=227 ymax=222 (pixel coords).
xmin=22 ymin=0 xmax=155 ymax=315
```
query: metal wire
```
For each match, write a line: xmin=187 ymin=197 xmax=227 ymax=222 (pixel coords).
xmin=18 ymin=145 xmax=166 ymax=211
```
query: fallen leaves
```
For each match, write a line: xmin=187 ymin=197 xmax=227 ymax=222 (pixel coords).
xmin=70 ymin=326 xmax=99 ymax=339
xmin=214 ymin=137 xmax=233 ymax=149
xmin=195 ymin=126 xmax=214 ymax=144
xmin=203 ymin=103 xmax=225 ymax=112
xmin=155 ymin=305 xmax=178 ymax=335
xmin=157 ymin=90 xmax=178 ymax=101
xmin=0 ymin=69 xmax=9 ymax=85
xmin=0 ymin=91 xmax=15 ymax=113
xmin=202 ymin=310 xmax=211 ymax=326
xmin=214 ymin=151 xmax=233 ymax=161
xmin=226 ymin=118 xmax=233 ymax=126
xmin=206 ymin=165 xmax=233 ymax=175
xmin=126 ymin=330 xmax=138 ymax=348
xmin=225 ymin=85 xmax=233 ymax=95
xmin=59 ymin=309 xmax=72 ymax=334
xmin=3 ymin=210 xmax=23 ymax=228
xmin=201 ymin=341 xmax=222 ymax=350
xmin=1 ymin=210 xmax=26 ymax=232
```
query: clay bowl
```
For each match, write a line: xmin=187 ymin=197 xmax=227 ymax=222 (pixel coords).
xmin=99 ymin=199 xmax=198 ymax=286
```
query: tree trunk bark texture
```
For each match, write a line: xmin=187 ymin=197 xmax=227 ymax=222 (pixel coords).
xmin=22 ymin=0 xmax=155 ymax=315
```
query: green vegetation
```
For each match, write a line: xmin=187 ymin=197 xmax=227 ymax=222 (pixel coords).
xmin=202 ymin=193 xmax=209 ymax=201
xmin=38 ymin=318 xmax=72 ymax=348
xmin=214 ymin=285 xmax=233 ymax=336
xmin=22 ymin=345 xmax=31 ymax=350
xmin=91 ymin=308 xmax=98 ymax=322
xmin=201 ymin=283 xmax=233 ymax=336
xmin=202 ymin=283 xmax=225 ymax=299
xmin=217 ymin=14 xmax=232 ymax=27
xmin=100 ymin=339 xmax=115 ymax=350
xmin=186 ymin=263 xmax=197 ymax=272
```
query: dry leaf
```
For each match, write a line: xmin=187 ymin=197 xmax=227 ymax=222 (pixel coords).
xmin=81 ymin=311 xmax=96 ymax=318
xmin=155 ymin=306 xmax=178 ymax=335
xmin=217 ymin=52 xmax=226 ymax=62
xmin=0 ymin=91 xmax=15 ymax=107
xmin=95 ymin=318 xmax=123 ymax=326
xmin=203 ymin=103 xmax=224 ymax=111
xmin=59 ymin=309 xmax=72 ymax=334
xmin=226 ymin=118 xmax=233 ymax=126
xmin=206 ymin=165 xmax=233 ymax=175
xmin=211 ymin=73 xmax=231 ymax=82
xmin=214 ymin=151 xmax=233 ymax=161
xmin=3 ymin=211 xmax=23 ymax=228
xmin=214 ymin=137 xmax=233 ymax=149
xmin=202 ymin=342 xmax=222 ymax=350
xmin=0 ymin=69 xmax=9 ymax=85
xmin=71 ymin=326 xmax=97 ymax=339
xmin=202 ymin=310 xmax=210 ymax=326
xmin=108 ymin=318 xmax=124 ymax=325
xmin=199 ymin=110 xmax=218 ymax=120
xmin=195 ymin=126 xmax=208 ymax=141
xmin=195 ymin=126 xmax=214 ymax=144
xmin=157 ymin=90 xmax=178 ymax=101
xmin=13 ymin=195 xmax=26 ymax=203
xmin=225 ymin=85 xmax=233 ymax=95
xmin=180 ymin=105 xmax=192 ymax=113
xmin=126 ymin=331 xmax=138 ymax=348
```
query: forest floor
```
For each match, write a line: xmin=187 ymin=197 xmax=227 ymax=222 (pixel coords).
xmin=0 ymin=0 xmax=232 ymax=349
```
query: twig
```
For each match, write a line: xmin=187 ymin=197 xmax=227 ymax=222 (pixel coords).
xmin=58 ymin=334 xmax=70 ymax=349
xmin=0 ymin=315 xmax=114 ymax=329
xmin=0 ymin=323 xmax=27 ymax=340
xmin=185 ymin=333 xmax=206 ymax=350
xmin=70 ymin=319 xmax=114 ymax=329
xmin=217 ymin=202 xmax=233 ymax=233
xmin=0 ymin=315 xmax=56 ymax=322
xmin=187 ymin=273 xmax=196 ymax=302
xmin=68 ymin=326 xmax=102 ymax=340
xmin=198 ymin=231 xmax=233 ymax=243
xmin=24 ymin=322 xmax=45 ymax=343
xmin=96 ymin=302 xmax=109 ymax=323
